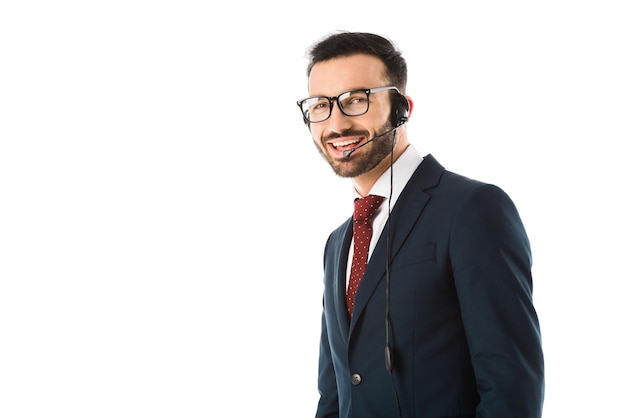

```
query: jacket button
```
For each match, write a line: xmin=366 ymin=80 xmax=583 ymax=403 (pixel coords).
xmin=351 ymin=373 xmax=362 ymax=385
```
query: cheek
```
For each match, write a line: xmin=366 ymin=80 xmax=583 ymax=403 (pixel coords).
xmin=310 ymin=126 xmax=325 ymax=142
xmin=374 ymin=108 xmax=392 ymax=127
xmin=309 ymin=129 xmax=324 ymax=151
xmin=359 ymin=110 xmax=387 ymax=130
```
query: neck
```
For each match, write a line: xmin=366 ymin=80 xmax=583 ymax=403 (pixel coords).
xmin=352 ymin=141 xmax=410 ymax=197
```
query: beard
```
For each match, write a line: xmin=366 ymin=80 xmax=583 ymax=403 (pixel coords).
xmin=315 ymin=122 xmax=396 ymax=178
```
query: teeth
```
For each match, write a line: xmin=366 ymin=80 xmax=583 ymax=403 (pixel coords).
xmin=331 ymin=138 xmax=360 ymax=147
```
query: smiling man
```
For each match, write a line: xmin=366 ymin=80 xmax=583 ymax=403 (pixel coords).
xmin=297 ymin=32 xmax=545 ymax=418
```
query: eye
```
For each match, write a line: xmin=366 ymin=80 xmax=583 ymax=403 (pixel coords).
xmin=339 ymin=91 xmax=369 ymax=114
xmin=312 ymin=102 xmax=328 ymax=110
xmin=308 ymin=100 xmax=330 ymax=117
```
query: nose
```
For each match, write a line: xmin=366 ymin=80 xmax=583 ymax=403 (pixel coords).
xmin=324 ymin=102 xmax=353 ymax=133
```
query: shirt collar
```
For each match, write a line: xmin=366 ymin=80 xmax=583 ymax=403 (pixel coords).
xmin=352 ymin=144 xmax=423 ymax=209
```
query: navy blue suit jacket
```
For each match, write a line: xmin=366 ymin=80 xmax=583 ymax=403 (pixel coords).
xmin=316 ymin=155 xmax=544 ymax=418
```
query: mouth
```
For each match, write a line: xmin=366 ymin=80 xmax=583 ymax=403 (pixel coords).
xmin=327 ymin=137 xmax=364 ymax=156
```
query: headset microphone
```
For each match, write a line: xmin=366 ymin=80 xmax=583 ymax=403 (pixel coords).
xmin=342 ymin=124 xmax=403 ymax=158
xmin=342 ymin=138 xmax=372 ymax=158
xmin=342 ymin=133 xmax=382 ymax=158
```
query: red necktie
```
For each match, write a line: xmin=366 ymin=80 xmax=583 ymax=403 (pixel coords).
xmin=346 ymin=194 xmax=385 ymax=317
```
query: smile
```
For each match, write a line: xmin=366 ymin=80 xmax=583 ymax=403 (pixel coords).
xmin=328 ymin=137 xmax=363 ymax=150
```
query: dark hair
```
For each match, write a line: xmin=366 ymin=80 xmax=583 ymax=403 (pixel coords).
xmin=305 ymin=31 xmax=408 ymax=92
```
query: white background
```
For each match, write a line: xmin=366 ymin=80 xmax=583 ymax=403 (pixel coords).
xmin=1 ymin=1 xmax=625 ymax=417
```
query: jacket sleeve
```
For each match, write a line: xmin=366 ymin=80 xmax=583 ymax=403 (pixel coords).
xmin=315 ymin=297 xmax=340 ymax=418
xmin=450 ymin=183 xmax=545 ymax=417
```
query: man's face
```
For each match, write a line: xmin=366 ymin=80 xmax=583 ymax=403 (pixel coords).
xmin=307 ymin=53 xmax=395 ymax=178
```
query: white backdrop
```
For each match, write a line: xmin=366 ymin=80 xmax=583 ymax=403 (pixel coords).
xmin=1 ymin=1 xmax=624 ymax=417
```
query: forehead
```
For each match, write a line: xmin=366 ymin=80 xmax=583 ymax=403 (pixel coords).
xmin=308 ymin=53 xmax=388 ymax=97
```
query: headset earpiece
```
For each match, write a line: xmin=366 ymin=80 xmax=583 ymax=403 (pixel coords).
xmin=391 ymin=94 xmax=410 ymax=128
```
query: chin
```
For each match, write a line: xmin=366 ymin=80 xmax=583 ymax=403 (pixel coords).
xmin=330 ymin=158 xmax=369 ymax=178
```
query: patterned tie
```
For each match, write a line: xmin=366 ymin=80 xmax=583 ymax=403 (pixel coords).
xmin=346 ymin=194 xmax=385 ymax=317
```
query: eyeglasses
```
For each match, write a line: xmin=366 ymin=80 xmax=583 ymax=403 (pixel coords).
xmin=297 ymin=86 xmax=400 ymax=124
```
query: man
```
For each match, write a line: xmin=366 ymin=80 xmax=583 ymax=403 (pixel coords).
xmin=297 ymin=32 xmax=544 ymax=418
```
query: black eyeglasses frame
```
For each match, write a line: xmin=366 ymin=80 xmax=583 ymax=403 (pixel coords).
xmin=296 ymin=86 xmax=401 ymax=124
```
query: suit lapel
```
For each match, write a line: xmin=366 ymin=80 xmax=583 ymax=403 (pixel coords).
xmin=331 ymin=218 xmax=353 ymax=342
xmin=349 ymin=155 xmax=444 ymax=329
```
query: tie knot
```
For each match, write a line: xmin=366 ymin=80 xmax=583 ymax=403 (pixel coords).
xmin=353 ymin=195 xmax=385 ymax=223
